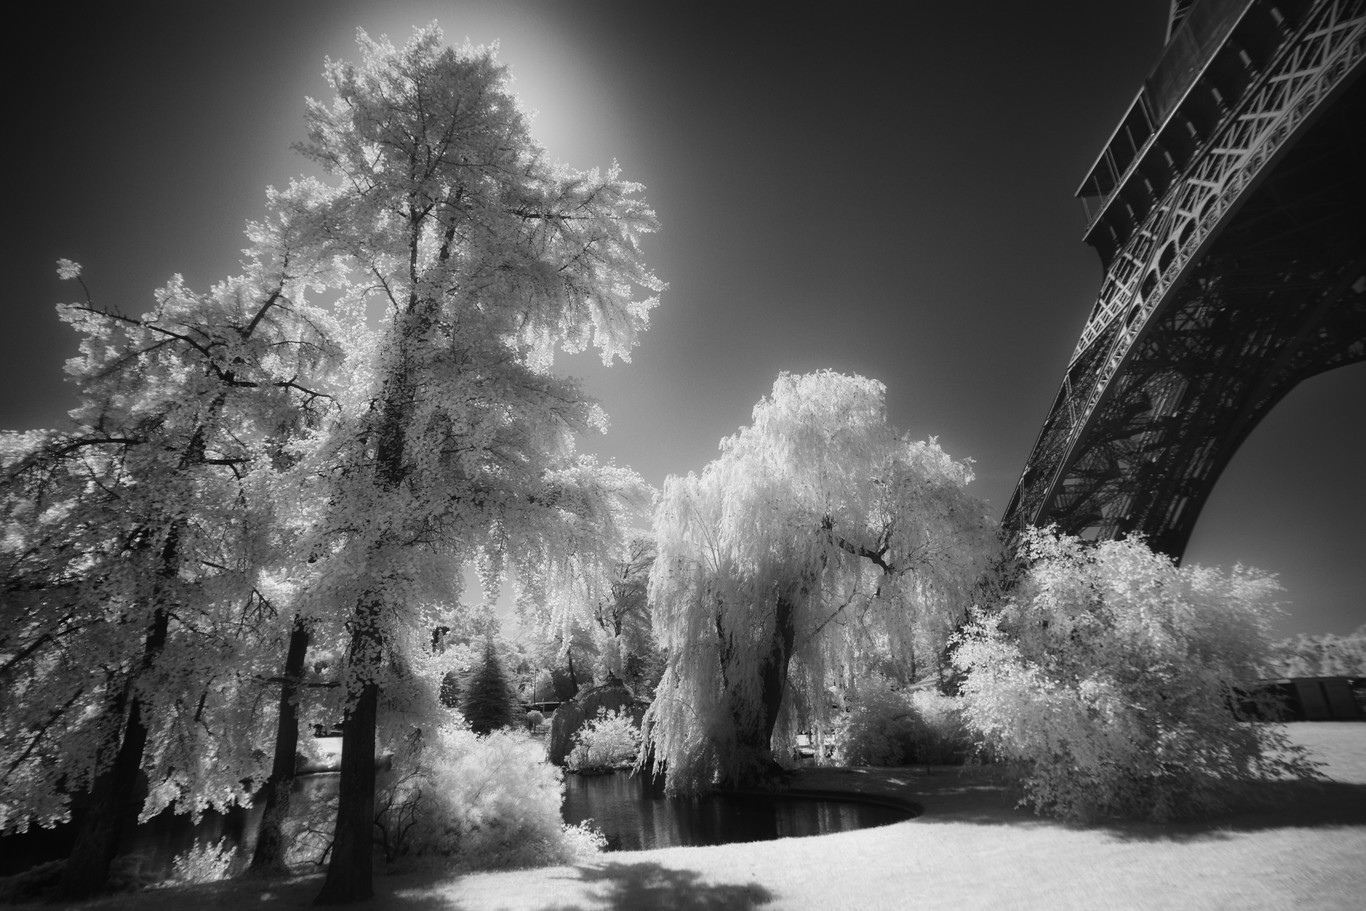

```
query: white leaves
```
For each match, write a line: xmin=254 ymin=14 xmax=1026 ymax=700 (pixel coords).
xmin=953 ymin=527 xmax=1314 ymax=821
xmin=270 ymin=25 xmax=665 ymax=742
xmin=646 ymin=370 xmax=998 ymax=791
xmin=8 ymin=24 xmax=666 ymax=835
xmin=5 ymin=229 xmax=355 ymax=829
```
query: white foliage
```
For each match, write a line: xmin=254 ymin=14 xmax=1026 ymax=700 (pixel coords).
xmin=289 ymin=25 xmax=662 ymax=720
xmin=2 ymin=23 xmax=662 ymax=867
xmin=1 ymin=223 xmax=352 ymax=833
xmin=953 ymin=527 xmax=1323 ymax=821
xmin=644 ymin=371 xmax=997 ymax=792
xmin=375 ymin=724 xmax=600 ymax=869
xmin=833 ymin=678 xmax=969 ymax=767
xmin=567 ymin=707 xmax=644 ymax=772
xmin=170 ymin=838 xmax=235 ymax=884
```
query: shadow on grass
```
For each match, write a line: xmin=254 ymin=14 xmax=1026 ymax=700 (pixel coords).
xmin=1104 ymin=779 xmax=1366 ymax=842
xmin=2 ymin=869 xmax=481 ymax=911
xmin=541 ymin=861 xmax=773 ymax=911
xmin=907 ymin=768 xmax=1366 ymax=842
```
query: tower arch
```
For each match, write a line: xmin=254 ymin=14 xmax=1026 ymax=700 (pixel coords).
xmin=1005 ymin=0 xmax=1366 ymax=558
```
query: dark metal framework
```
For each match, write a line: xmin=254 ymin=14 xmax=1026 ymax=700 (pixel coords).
xmin=1004 ymin=0 xmax=1366 ymax=557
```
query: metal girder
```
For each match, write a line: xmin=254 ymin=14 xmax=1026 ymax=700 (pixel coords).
xmin=1004 ymin=0 xmax=1366 ymax=558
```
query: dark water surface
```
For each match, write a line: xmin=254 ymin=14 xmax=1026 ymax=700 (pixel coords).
xmin=560 ymin=771 xmax=914 ymax=851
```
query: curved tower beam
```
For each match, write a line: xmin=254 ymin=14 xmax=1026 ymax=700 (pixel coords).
xmin=1005 ymin=0 xmax=1366 ymax=558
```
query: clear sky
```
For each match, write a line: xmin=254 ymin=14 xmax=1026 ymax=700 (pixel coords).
xmin=6 ymin=1 xmax=1362 ymax=638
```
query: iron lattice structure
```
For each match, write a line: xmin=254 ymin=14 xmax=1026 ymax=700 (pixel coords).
xmin=1004 ymin=0 xmax=1366 ymax=557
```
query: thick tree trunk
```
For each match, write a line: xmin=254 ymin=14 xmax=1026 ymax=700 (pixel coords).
xmin=725 ymin=596 xmax=797 ymax=787
xmin=758 ymin=595 xmax=798 ymax=747
xmin=314 ymin=603 xmax=382 ymax=905
xmin=316 ymin=314 xmax=417 ymax=904
xmin=250 ymin=616 xmax=310 ymax=873
xmin=314 ymin=677 xmax=378 ymax=903
xmin=57 ymin=608 xmax=168 ymax=900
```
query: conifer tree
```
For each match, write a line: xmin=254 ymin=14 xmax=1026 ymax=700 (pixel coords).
xmin=463 ymin=638 xmax=516 ymax=735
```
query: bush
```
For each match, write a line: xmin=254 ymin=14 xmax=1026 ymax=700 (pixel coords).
xmin=524 ymin=710 xmax=546 ymax=733
xmin=566 ymin=707 xmax=642 ymax=772
xmin=375 ymin=724 xmax=602 ymax=869
xmin=953 ymin=527 xmax=1322 ymax=822
xmin=834 ymin=678 xmax=970 ymax=766
xmin=171 ymin=837 xmax=234 ymax=884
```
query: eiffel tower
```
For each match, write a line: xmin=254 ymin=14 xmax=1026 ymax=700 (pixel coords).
xmin=1003 ymin=0 xmax=1366 ymax=557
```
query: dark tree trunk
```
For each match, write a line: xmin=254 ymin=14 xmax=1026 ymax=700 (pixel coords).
xmin=250 ymin=616 xmax=310 ymax=873
xmin=314 ymin=673 xmax=378 ymax=902
xmin=314 ymin=605 xmax=381 ymax=904
xmin=759 ymin=595 xmax=799 ymax=747
xmin=723 ymin=596 xmax=798 ymax=787
xmin=58 ymin=440 xmax=204 ymax=898
xmin=316 ymin=283 xmax=441 ymax=904
xmin=57 ymin=608 xmax=169 ymax=900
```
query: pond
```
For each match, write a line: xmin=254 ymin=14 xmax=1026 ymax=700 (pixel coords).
xmin=560 ymin=770 xmax=915 ymax=852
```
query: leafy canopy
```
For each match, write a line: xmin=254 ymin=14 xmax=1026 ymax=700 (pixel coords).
xmin=644 ymin=370 xmax=997 ymax=791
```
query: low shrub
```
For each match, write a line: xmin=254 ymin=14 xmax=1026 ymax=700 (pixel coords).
xmin=834 ymin=677 xmax=970 ymax=766
xmin=278 ymin=779 xmax=338 ymax=869
xmin=567 ymin=707 xmax=642 ymax=772
xmin=953 ymin=527 xmax=1322 ymax=822
xmin=171 ymin=837 xmax=234 ymax=883
xmin=375 ymin=724 xmax=602 ymax=869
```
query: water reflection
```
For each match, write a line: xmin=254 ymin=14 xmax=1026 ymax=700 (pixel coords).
xmin=561 ymin=771 xmax=912 ymax=851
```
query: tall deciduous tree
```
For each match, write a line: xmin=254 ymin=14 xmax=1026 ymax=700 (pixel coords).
xmin=0 ymin=189 xmax=348 ymax=899
xmin=592 ymin=537 xmax=663 ymax=694
xmin=644 ymin=371 xmax=997 ymax=792
xmin=285 ymin=28 xmax=662 ymax=903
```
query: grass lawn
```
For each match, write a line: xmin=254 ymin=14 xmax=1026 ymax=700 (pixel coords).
xmin=10 ymin=722 xmax=1365 ymax=910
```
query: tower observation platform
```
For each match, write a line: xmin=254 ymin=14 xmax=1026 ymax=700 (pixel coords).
xmin=1003 ymin=0 xmax=1365 ymax=557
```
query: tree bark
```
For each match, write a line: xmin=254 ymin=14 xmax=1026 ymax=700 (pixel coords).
xmin=724 ymin=595 xmax=797 ymax=787
xmin=316 ymin=346 xmax=413 ymax=904
xmin=757 ymin=595 xmax=798 ymax=748
xmin=567 ymin=648 xmax=579 ymax=692
xmin=57 ymin=608 xmax=168 ymax=900
xmin=250 ymin=616 xmax=310 ymax=873
xmin=314 ymin=607 xmax=381 ymax=905
xmin=59 ymin=436 xmax=201 ymax=898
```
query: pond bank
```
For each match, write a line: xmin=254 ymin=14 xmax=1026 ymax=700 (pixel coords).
xmin=562 ymin=768 xmax=917 ymax=851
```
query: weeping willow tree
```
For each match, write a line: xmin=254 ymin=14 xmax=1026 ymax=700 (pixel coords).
xmin=643 ymin=371 xmax=999 ymax=792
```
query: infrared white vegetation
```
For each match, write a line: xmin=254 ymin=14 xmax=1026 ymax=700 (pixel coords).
xmin=643 ymin=370 xmax=998 ymax=792
xmin=1 ymin=195 xmax=353 ymax=898
xmin=2 ymin=23 xmax=664 ymax=904
xmin=953 ymin=527 xmax=1323 ymax=821
xmin=261 ymin=25 xmax=665 ymax=902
